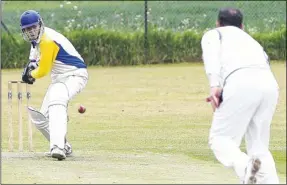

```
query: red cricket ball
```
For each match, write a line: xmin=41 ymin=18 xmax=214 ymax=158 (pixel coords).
xmin=78 ymin=105 xmax=86 ymax=114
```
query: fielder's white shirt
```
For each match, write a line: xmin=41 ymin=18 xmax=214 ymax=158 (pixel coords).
xmin=201 ymin=26 xmax=270 ymax=87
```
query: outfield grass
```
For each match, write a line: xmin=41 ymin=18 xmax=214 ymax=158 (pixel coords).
xmin=1 ymin=62 xmax=286 ymax=183
xmin=2 ymin=1 xmax=286 ymax=34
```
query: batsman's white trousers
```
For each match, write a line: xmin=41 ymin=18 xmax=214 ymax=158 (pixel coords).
xmin=209 ymin=68 xmax=279 ymax=183
xmin=40 ymin=68 xmax=88 ymax=150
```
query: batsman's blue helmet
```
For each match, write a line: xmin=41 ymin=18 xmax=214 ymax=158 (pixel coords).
xmin=20 ymin=10 xmax=42 ymax=29
xmin=20 ymin=10 xmax=44 ymax=43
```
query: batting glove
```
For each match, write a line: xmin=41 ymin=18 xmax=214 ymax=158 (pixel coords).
xmin=21 ymin=60 xmax=37 ymax=84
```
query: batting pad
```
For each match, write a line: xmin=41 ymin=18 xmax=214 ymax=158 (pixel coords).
xmin=27 ymin=106 xmax=48 ymax=124
xmin=27 ymin=106 xmax=51 ymax=141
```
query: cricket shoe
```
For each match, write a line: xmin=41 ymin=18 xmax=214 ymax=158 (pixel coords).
xmin=51 ymin=145 xmax=66 ymax=161
xmin=64 ymin=142 xmax=73 ymax=156
xmin=45 ymin=142 xmax=72 ymax=157
xmin=243 ymin=157 xmax=261 ymax=184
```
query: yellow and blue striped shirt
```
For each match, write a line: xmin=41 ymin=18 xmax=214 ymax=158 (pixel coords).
xmin=29 ymin=27 xmax=86 ymax=79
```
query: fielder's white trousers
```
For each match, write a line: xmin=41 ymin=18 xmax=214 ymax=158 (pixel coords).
xmin=40 ymin=68 xmax=88 ymax=150
xmin=209 ymin=68 xmax=279 ymax=183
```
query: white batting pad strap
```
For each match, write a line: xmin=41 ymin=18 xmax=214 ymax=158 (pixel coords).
xmin=27 ymin=106 xmax=50 ymax=141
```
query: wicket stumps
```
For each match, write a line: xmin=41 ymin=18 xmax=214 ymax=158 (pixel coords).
xmin=8 ymin=81 xmax=33 ymax=152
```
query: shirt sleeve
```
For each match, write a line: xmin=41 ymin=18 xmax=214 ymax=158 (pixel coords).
xmin=201 ymin=29 xmax=222 ymax=87
xmin=31 ymin=39 xmax=59 ymax=79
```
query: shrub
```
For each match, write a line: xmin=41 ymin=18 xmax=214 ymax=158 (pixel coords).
xmin=1 ymin=27 xmax=286 ymax=69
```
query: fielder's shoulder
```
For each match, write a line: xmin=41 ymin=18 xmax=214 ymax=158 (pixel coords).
xmin=201 ymin=28 xmax=221 ymax=45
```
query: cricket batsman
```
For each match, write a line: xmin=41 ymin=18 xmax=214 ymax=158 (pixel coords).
xmin=20 ymin=10 xmax=88 ymax=160
xmin=201 ymin=8 xmax=279 ymax=183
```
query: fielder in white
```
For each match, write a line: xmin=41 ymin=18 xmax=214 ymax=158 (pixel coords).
xmin=201 ymin=8 xmax=280 ymax=184
xmin=20 ymin=10 xmax=88 ymax=160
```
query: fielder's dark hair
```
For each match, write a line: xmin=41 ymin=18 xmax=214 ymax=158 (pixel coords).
xmin=218 ymin=8 xmax=243 ymax=28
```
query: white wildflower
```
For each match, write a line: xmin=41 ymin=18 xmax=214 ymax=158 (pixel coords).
xmin=181 ymin=18 xmax=189 ymax=25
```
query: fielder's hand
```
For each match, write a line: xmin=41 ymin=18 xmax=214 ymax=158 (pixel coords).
xmin=21 ymin=60 xmax=38 ymax=84
xmin=206 ymin=87 xmax=223 ymax=112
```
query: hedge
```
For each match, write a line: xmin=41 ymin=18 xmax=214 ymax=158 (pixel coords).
xmin=1 ymin=27 xmax=286 ymax=69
